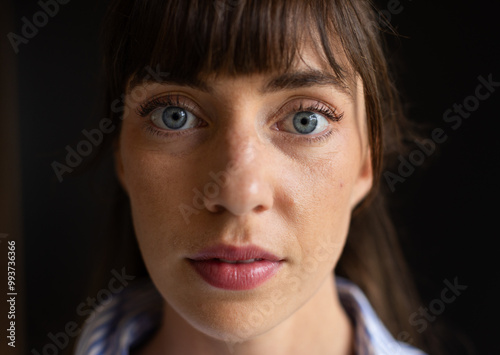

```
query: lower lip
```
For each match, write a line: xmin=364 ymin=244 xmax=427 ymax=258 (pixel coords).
xmin=188 ymin=259 xmax=282 ymax=290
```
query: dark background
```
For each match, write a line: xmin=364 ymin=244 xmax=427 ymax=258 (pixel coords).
xmin=4 ymin=0 xmax=499 ymax=354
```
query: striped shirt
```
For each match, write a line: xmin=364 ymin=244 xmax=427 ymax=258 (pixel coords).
xmin=74 ymin=277 xmax=427 ymax=355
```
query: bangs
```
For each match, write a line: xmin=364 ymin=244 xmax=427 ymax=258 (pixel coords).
xmin=103 ymin=0 xmax=368 ymax=90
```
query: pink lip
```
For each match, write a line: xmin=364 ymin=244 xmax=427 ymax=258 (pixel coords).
xmin=187 ymin=244 xmax=283 ymax=290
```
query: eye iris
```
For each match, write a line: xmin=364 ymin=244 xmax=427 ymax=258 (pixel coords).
xmin=293 ymin=112 xmax=318 ymax=134
xmin=162 ymin=107 xmax=188 ymax=129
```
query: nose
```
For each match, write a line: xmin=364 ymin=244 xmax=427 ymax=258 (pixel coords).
xmin=204 ymin=134 xmax=274 ymax=216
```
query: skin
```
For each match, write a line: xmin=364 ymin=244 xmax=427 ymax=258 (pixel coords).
xmin=115 ymin=46 xmax=373 ymax=355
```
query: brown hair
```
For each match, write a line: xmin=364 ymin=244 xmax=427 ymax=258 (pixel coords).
xmin=85 ymin=0 xmax=445 ymax=353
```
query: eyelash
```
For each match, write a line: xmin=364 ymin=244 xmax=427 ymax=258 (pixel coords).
xmin=135 ymin=95 xmax=344 ymax=143
xmin=136 ymin=95 xmax=193 ymax=117
xmin=289 ymin=102 xmax=343 ymax=123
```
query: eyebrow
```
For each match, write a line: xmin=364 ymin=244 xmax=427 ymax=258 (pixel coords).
xmin=262 ymin=69 xmax=351 ymax=96
xmin=130 ymin=69 xmax=351 ymax=97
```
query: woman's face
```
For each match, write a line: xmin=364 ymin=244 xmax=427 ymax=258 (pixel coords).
xmin=116 ymin=46 xmax=372 ymax=342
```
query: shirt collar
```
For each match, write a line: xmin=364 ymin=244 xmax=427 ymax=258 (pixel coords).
xmin=75 ymin=277 xmax=426 ymax=355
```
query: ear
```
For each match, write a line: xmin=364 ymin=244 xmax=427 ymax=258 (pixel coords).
xmin=350 ymin=145 xmax=373 ymax=210
xmin=113 ymin=138 xmax=128 ymax=194
xmin=349 ymin=76 xmax=374 ymax=209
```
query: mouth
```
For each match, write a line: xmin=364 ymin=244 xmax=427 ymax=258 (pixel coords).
xmin=187 ymin=244 xmax=284 ymax=290
xmin=213 ymin=258 xmax=263 ymax=264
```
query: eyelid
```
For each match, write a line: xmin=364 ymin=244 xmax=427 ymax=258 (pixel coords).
xmin=273 ymin=98 xmax=344 ymax=124
xmin=135 ymin=94 xmax=201 ymax=118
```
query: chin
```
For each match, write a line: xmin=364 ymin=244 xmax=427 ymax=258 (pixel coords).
xmin=190 ymin=317 xmax=275 ymax=344
xmin=170 ymin=294 xmax=285 ymax=344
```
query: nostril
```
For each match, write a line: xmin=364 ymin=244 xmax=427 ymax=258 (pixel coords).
xmin=206 ymin=203 xmax=226 ymax=214
xmin=253 ymin=205 xmax=267 ymax=213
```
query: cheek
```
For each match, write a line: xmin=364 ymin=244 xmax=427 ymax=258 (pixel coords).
xmin=291 ymin=134 xmax=360 ymax=214
xmin=119 ymin=134 xmax=196 ymax=261
xmin=279 ymin=134 xmax=363 ymax=266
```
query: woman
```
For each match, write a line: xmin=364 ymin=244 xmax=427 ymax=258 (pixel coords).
xmin=74 ymin=0 xmax=437 ymax=354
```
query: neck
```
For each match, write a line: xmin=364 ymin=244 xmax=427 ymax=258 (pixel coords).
xmin=137 ymin=276 xmax=354 ymax=355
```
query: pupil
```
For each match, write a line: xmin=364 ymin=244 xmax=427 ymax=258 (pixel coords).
xmin=162 ymin=107 xmax=188 ymax=129
xmin=293 ymin=112 xmax=318 ymax=134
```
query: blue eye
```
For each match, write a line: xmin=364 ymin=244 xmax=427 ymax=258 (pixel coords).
xmin=283 ymin=111 xmax=329 ymax=135
xmin=151 ymin=106 xmax=198 ymax=130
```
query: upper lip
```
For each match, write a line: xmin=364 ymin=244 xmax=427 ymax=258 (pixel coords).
xmin=188 ymin=244 xmax=283 ymax=262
